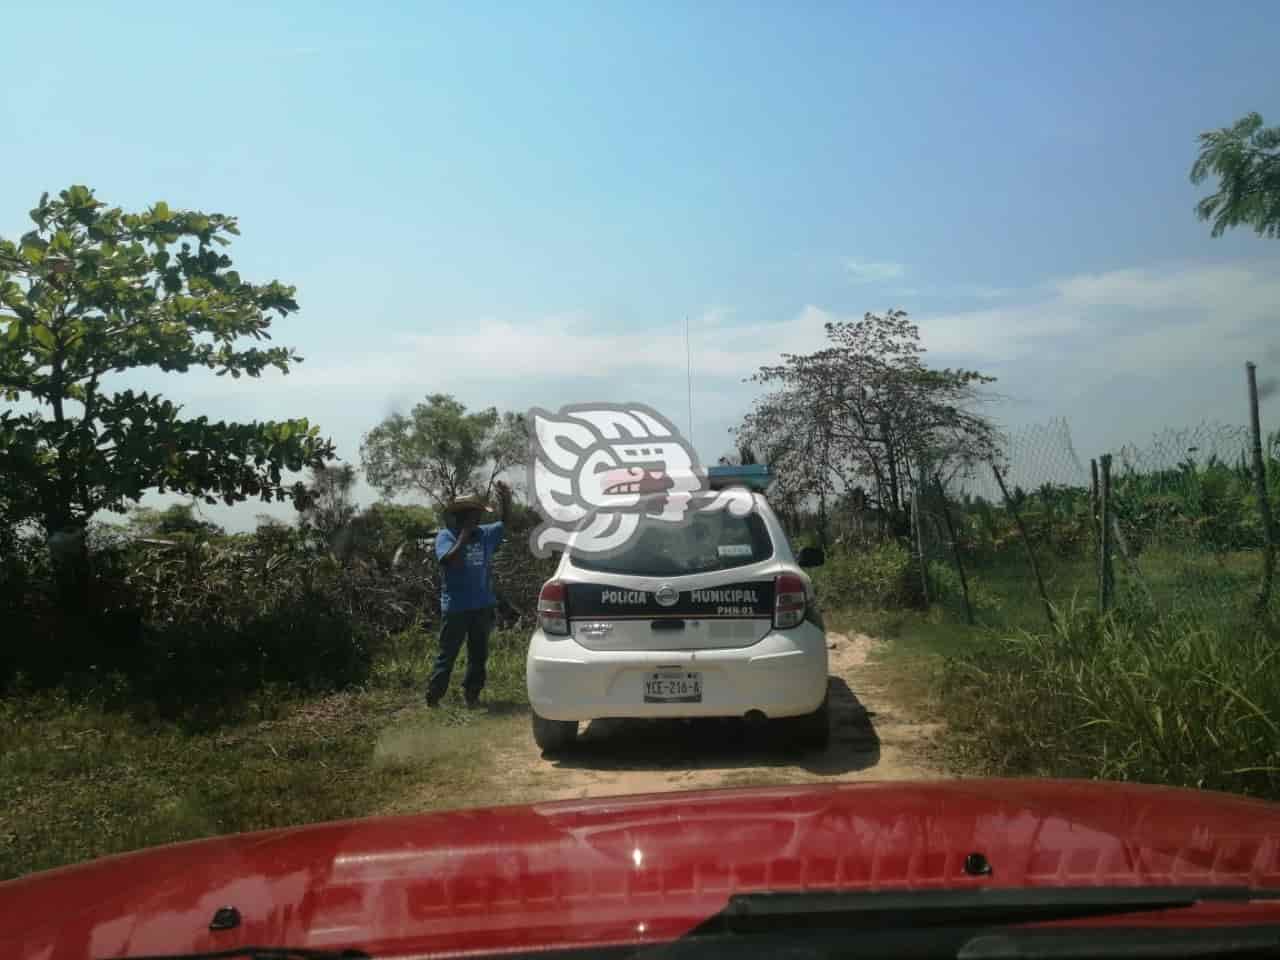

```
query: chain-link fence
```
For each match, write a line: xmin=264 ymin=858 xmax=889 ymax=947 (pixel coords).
xmin=910 ymin=418 xmax=1276 ymax=632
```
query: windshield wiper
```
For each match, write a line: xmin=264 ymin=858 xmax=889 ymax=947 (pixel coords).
xmin=718 ymin=886 xmax=1280 ymax=933
xmin=102 ymin=948 xmax=370 ymax=960
xmin=960 ymin=926 xmax=1280 ymax=959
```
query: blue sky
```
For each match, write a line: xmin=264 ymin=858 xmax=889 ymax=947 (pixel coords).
xmin=3 ymin=1 xmax=1278 ymax=527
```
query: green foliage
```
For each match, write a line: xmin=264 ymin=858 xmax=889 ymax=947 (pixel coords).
xmin=811 ymin=541 xmax=920 ymax=610
xmin=1 ymin=492 xmax=552 ymax=704
xmin=361 ymin=394 xmax=525 ymax=511
xmin=348 ymin=501 xmax=438 ymax=565
xmin=1 ymin=523 xmax=384 ymax=711
xmin=1190 ymin=111 xmax=1280 ymax=239
xmin=926 ymin=560 xmax=1002 ymax=618
xmin=1109 ymin=454 xmax=1263 ymax=554
xmin=0 ymin=186 xmax=335 ymax=536
xmin=126 ymin=502 xmax=223 ymax=541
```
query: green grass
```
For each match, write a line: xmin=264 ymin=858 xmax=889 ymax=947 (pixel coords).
xmin=924 ymin=543 xmax=1267 ymax=643
xmin=820 ymin=539 xmax=1280 ymax=800
xmin=0 ymin=626 xmax=531 ymax=882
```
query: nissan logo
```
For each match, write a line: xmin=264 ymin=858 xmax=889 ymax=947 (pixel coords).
xmin=655 ymin=584 xmax=679 ymax=607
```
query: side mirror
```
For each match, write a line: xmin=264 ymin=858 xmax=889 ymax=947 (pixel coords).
xmin=797 ymin=546 xmax=825 ymax=568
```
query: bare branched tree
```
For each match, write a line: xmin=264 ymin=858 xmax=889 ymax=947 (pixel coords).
xmin=736 ymin=309 xmax=1000 ymax=537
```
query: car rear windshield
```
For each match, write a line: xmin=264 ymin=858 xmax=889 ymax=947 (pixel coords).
xmin=570 ymin=510 xmax=774 ymax=577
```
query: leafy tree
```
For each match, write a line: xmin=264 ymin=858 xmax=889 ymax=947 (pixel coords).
xmin=348 ymin=501 xmax=438 ymax=566
xmin=1190 ymin=112 xmax=1280 ymax=239
xmin=299 ymin=463 xmax=359 ymax=546
xmin=360 ymin=393 xmax=526 ymax=511
xmin=0 ymin=186 xmax=335 ymax=547
xmin=128 ymin=501 xmax=224 ymax=541
xmin=738 ymin=309 xmax=998 ymax=531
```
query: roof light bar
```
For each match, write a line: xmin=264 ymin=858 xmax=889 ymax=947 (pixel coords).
xmin=707 ymin=464 xmax=775 ymax=492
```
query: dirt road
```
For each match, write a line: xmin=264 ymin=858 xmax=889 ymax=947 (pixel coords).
xmin=483 ymin=632 xmax=948 ymax=804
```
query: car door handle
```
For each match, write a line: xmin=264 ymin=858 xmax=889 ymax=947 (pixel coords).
xmin=651 ymin=619 xmax=686 ymax=631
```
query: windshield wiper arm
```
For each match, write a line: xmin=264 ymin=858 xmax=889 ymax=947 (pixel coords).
xmin=720 ymin=886 xmax=1280 ymax=933
xmin=960 ymin=926 xmax=1280 ymax=959
xmin=102 ymin=948 xmax=370 ymax=960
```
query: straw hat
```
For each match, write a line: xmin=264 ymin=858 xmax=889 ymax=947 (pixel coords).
xmin=446 ymin=494 xmax=493 ymax=514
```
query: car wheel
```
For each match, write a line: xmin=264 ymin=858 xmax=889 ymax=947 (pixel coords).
xmin=787 ymin=695 xmax=830 ymax=752
xmin=531 ymin=712 xmax=578 ymax=754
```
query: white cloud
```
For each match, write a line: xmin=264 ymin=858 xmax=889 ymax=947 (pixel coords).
xmin=269 ymin=260 xmax=1280 ymax=399
xmin=844 ymin=258 xmax=907 ymax=284
xmin=915 ymin=305 xmax=1086 ymax=357
xmin=1054 ymin=264 xmax=1275 ymax=312
xmin=914 ymin=261 xmax=1280 ymax=374
xmin=278 ymin=307 xmax=834 ymax=391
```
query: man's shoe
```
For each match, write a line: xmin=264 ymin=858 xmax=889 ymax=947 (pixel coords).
xmin=425 ymin=692 xmax=441 ymax=708
xmin=464 ymin=692 xmax=481 ymax=708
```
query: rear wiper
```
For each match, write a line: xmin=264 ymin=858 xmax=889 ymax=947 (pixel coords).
xmin=719 ymin=886 xmax=1280 ymax=933
xmin=102 ymin=948 xmax=369 ymax=960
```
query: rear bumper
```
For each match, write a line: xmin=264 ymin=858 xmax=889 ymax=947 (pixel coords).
xmin=526 ymin=623 xmax=829 ymax=722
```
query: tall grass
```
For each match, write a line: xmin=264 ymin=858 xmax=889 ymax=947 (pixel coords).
xmin=941 ymin=604 xmax=1280 ymax=799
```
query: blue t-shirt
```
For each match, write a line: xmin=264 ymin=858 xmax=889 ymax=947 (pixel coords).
xmin=436 ymin=522 xmax=504 ymax=613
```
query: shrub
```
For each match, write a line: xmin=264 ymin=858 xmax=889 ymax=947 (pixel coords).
xmin=1 ymin=510 xmax=550 ymax=718
xmin=927 ymin=560 xmax=1002 ymax=618
xmin=813 ymin=541 xmax=920 ymax=610
xmin=2 ymin=528 xmax=380 ymax=718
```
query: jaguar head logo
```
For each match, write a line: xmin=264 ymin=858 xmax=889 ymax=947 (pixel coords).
xmin=526 ymin=402 xmax=757 ymax=559
xmin=526 ymin=403 xmax=709 ymax=557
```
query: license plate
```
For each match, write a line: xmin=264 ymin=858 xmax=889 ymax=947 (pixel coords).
xmin=643 ymin=670 xmax=703 ymax=703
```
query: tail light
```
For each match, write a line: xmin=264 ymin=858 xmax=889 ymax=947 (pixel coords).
xmin=538 ymin=580 xmax=569 ymax=636
xmin=774 ymin=573 xmax=806 ymax=629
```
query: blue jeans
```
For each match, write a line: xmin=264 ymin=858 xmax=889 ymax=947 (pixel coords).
xmin=428 ymin=607 xmax=493 ymax=702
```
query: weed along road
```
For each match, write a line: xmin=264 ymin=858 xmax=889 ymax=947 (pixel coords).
xmin=382 ymin=631 xmax=948 ymax=813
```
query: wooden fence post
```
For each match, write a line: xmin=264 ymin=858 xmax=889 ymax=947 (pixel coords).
xmin=992 ymin=463 xmax=1056 ymax=629
xmin=911 ymin=481 xmax=930 ymax=606
xmin=1090 ymin=458 xmax=1100 ymax=545
xmin=1099 ymin=453 xmax=1113 ymax=614
xmin=935 ymin=473 xmax=975 ymax=625
xmin=1247 ymin=361 xmax=1276 ymax=610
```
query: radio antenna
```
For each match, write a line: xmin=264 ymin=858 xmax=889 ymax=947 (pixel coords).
xmin=685 ymin=314 xmax=694 ymax=448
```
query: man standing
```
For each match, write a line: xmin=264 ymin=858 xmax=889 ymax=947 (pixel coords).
xmin=428 ymin=480 xmax=512 ymax=708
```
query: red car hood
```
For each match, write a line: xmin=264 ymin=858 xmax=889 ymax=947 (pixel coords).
xmin=4 ymin=778 xmax=1280 ymax=958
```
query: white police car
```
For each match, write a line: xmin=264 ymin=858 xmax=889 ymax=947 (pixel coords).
xmin=526 ymin=466 xmax=829 ymax=754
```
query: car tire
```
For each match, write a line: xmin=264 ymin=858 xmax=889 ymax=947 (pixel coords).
xmin=787 ymin=695 xmax=830 ymax=752
xmin=532 ymin=712 xmax=578 ymax=754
